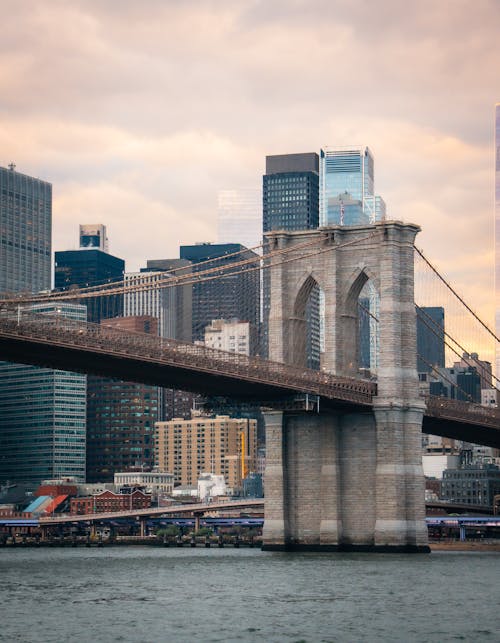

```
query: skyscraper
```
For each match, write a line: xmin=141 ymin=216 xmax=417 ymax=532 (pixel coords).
xmin=54 ymin=226 xmax=125 ymax=484
xmin=417 ymin=306 xmax=445 ymax=374
xmin=263 ymin=153 xmax=319 ymax=233
xmin=179 ymin=242 xmax=260 ymax=346
xmin=262 ymin=153 xmax=320 ymax=366
xmin=319 ymin=147 xmax=387 ymax=372
xmin=0 ymin=303 xmax=87 ymax=484
xmin=495 ymin=104 xmax=500 ymax=379
xmin=0 ymin=165 xmax=63 ymax=485
xmin=125 ymin=260 xmax=192 ymax=342
xmin=0 ymin=164 xmax=51 ymax=294
xmin=319 ymin=147 xmax=386 ymax=227
xmin=86 ymin=316 xmax=160 ymax=482
xmin=218 ymin=188 xmax=262 ymax=251
xmin=55 ymin=240 xmax=124 ymax=324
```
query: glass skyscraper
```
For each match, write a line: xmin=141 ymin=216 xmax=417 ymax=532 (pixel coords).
xmin=495 ymin=104 xmax=500 ymax=379
xmin=218 ymin=188 xmax=262 ymax=252
xmin=263 ymin=153 xmax=319 ymax=233
xmin=417 ymin=306 xmax=445 ymax=374
xmin=319 ymin=147 xmax=386 ymax=227
xmin=180 ymin=242 xmax=260 ymax=345
xmin=0 ymin=164 xmax=51 ymax=293
xmin=86 ymin=316 xmax=159 ymax=482
xmin=319 ymin=147 xmax=387 ymax=372
xmin=262 ymin=153 xmax=320 ymax=367
xmin=0 ymin=303 xmax=87 ymax=484
xmin=0 ymin=166 xmax=87 ymax=484
xmin=55 ymin=225 xmax=124 ymax=324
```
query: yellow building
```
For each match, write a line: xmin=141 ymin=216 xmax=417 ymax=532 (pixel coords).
xmin=154 ymin=415 xmax=257 ymax=489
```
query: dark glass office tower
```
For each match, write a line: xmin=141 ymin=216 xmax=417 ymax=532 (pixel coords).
xmin=54 ymin=228 xmax=125 ymax=484
xmin=86 ymin=316 xmax=160 ymax=482
xmin=262 ymin=153 xmax=320 ymax=367
xmin=179 ymin=242 xmax=260 ymax=347
xmin=417 ymin=306 xmax=445 ymax=373
xmin=55 ymin=249 xmax=124 ymax=323
xmin=263 ymin=153 xmax=319 ymax=233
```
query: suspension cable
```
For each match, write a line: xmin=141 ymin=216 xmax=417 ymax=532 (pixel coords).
xmin=414 ymin=245 xmax=500 ymax=344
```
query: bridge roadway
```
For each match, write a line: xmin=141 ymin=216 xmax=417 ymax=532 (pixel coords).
xmin=0 ymin=308 xmax=498 ymax=447
xmin=9 ymin=498 xmax=493 ymax=529
xmin=38 ymin=498 xmax=264 ymax=526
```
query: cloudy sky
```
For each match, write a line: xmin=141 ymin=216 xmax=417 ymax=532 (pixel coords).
xmin=1 ymin=0 xmax=499 ymax=331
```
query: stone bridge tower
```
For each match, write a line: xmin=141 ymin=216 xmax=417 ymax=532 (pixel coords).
xmin=263 ymin=221 xmax=429 ymax=552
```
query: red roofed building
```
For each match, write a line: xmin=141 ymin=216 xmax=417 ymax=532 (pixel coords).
xmin=70 ymin=489 xmax=151 ymax=515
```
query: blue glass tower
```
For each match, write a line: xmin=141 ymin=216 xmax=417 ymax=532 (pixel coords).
xmin=319 ymin=147 xmax=386 ymax=226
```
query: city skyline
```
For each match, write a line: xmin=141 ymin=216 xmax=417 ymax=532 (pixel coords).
xmin=0 ymin=1 xmax=498 ymax=330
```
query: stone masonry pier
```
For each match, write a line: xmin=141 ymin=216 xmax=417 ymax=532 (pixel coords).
xmin=262 ymin=222 xmax=429 ymax=552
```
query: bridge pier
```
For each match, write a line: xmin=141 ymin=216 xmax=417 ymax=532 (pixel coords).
xmin=262 ymin=407 xmax=429 ymax=552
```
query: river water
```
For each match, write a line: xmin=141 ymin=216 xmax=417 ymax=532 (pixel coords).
xmin=0 ymin=547 xmax=499 ymax=643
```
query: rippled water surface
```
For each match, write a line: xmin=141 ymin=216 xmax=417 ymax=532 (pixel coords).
xmin=0 ymin=547 xmax=499 ymax=642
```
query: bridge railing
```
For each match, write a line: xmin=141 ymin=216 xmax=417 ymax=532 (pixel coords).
xmin=424 ymin=395 xmax=500 ymax=429
xmin=0 ymin=306 xmax=376 ymax=405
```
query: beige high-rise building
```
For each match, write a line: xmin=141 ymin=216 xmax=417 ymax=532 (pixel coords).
xmin=154 ymin=415 xmax=257 ymax=489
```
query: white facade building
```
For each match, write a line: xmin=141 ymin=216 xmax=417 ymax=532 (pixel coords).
xmin=197 ymin=473 xmax=227 ymax=501
xmin=124 ymin=269 xmax=192 ymax=342
xmin=124 ymin=271 xmax=170 ymax=338
xmin=114 ymin=471 xmax=174 ymax=495
xmin=482 ymin=388 xmax=498 ymax=407
xmin=172 ymin=486 xmax=198 ymax=498
xmin=204 ymin=319 xmax=252 ymax=355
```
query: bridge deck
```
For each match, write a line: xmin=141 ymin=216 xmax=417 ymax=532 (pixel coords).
xmin=0 ymin=308 xmax=498 ymax=447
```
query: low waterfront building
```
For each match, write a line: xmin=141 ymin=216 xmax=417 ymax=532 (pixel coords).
xmin=442 ymin=464 xmax=500 ymax=507
xmin=171 ymin=486 xmax=198 ymax=498
xmin=35 ymin=478 xmax=78 ymax=498
xmin=70 ymin=489 xmax=151 ymax=515
xmin=243 ymin=472 xmax=264 ymax=498
xmin=76 ymin=482 xmax=116 ymax=496
xmin=198 ymin=473 xmax=227 ymax=501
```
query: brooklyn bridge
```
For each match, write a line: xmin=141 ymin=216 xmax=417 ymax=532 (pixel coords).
xmin=1 ymin=221 xmax=499 ymax=551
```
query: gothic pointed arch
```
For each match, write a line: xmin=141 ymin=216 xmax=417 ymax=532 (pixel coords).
xmin=293 ymin=272 xmax=322 ymax=318
xmin=341 ymin=265 xmax=379 ymax=316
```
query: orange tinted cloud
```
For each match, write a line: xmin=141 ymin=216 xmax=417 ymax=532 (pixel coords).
xmin=0 ymin=0 xmax=498 ymax=340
